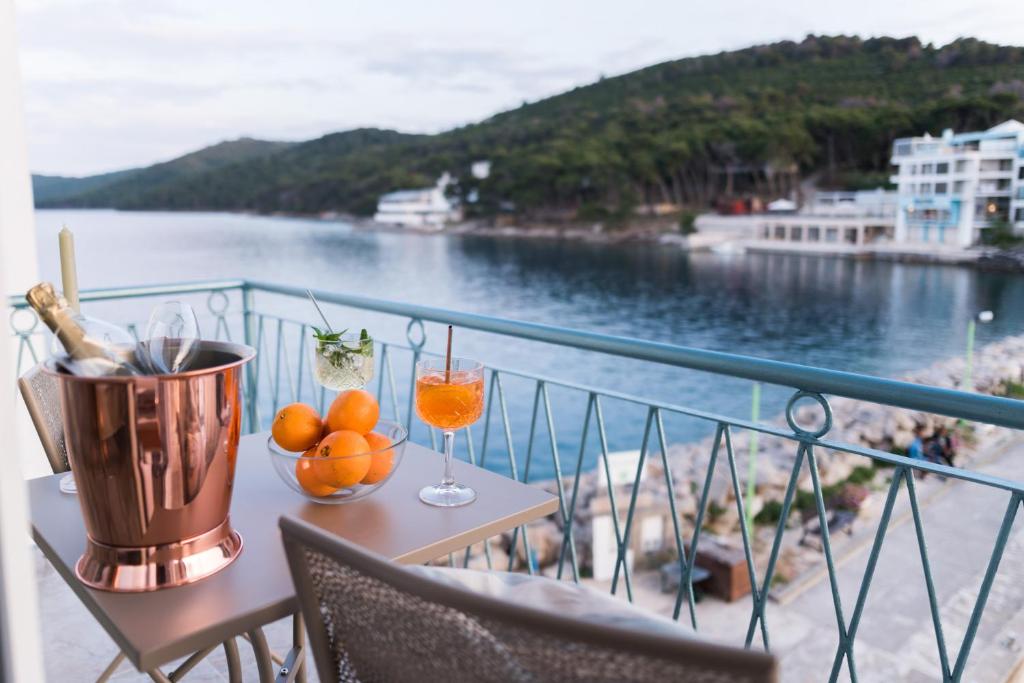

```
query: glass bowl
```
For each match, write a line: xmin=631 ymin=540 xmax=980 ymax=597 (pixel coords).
xmin=268 ymin=419 xmax=407 ymax=504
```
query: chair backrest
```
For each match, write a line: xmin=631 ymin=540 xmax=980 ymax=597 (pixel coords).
xmin=17 ymin=364 xmax=69 ymax=474
xmin=280 ymin=515 xmax=777 ymax=683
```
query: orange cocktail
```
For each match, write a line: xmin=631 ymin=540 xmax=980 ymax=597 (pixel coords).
xmin=414 ymin=357 xmax=485 ymax=507
xmin=415 ymin=372 xmax=484 ymax=430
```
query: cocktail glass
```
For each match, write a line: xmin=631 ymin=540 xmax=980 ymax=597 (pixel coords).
xmin=414 ymin=357 xmax=484 ymax=507
xmin=308 ymin=332 xmax=374 ymax=391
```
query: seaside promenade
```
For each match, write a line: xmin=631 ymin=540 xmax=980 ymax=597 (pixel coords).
xmin=607 ymin=435 xmax=1024 ymax=682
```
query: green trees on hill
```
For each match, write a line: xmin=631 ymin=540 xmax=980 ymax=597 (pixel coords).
xmin=37 ymin=36 xmax=1024 ymax=221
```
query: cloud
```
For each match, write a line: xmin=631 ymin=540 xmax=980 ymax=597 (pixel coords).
xmin=15 ymin=0 xmax=1024 ymax=175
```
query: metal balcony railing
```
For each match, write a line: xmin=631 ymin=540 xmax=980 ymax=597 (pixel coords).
xmin=8 ymin=280 xmax=1024 ymax=682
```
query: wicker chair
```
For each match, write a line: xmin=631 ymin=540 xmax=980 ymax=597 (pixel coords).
xmin=17 ymin=363 xmax=69 ymax=474
xmin=280 ymin=514 xmax=778 ymax=683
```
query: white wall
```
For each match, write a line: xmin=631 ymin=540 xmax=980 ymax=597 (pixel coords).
xmin=0 ymin=0 xmax=45 ymax=679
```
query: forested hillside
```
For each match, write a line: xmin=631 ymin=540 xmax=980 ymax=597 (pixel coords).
xmin=37 ymin=36 xmax=1024 ymax=220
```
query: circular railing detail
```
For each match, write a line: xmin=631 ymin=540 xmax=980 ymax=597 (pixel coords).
xmin=405 ymin=318 xmax=426 ymax=351
xmin=785 ymin=390 xmax=833 ymax=438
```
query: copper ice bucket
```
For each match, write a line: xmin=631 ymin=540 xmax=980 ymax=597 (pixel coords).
xmin=45 ymin=340 xmax=255 ymax=592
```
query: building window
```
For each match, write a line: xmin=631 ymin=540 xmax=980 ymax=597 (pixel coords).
xmin=1016 ymin=208 xmax=1024 ymax=222
xmin=954 ymin=180 xmax=966 ymax=193
xmin=894 ymin=142 xmax=912 ymax=156
xmin=763 ymin=226 xmax=771 ymax=239
xmin=919 ymin=183 xmax=932 ymax=195
xmin=921 ymin=163 xmax=934 ymax=174
xmin=774 ymin=225 xmax=786 ymax=240
xmin=808 ymin=226 xmax=820 ymax=241
xmin=980 ymin=159 xmax=1014 ymax=173
xmin=935 ymin=182 xmax=948 ymax=194
xmin=936 ymin=162 xmax=949 ymax=174
xmin=956 ymin=160 xmax=968 ymax=173
xmin=791 ymin=227 xmax=803 ymax=241
xmin=845 ymin=228 xmax=858 ymax=244
xmin=909 ymin=164 xmax=918 ymax=176
xmin=825 ymin=228 xmax=838 ymax=243
xmin=1019 ymin=167 xmax=1024 ymax=180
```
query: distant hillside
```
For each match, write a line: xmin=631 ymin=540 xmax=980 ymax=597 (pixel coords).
xmin=32 ymin=169 xmax=138 ymax=204
xmin=37 ymin=35 xmax=1024 ymax=220
xmin=35 ymin=137 xmax=293 ymax=207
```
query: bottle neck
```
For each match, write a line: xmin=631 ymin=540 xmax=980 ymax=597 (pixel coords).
xmin=26 ymin=283 xmax=106 ymax=360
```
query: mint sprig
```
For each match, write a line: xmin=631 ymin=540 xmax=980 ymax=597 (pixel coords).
xmin=312 ymin=327 xmax=372 ymax=364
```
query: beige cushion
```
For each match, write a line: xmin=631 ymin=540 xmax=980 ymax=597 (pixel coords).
xmin=408 ymin=566 xmax=695 ymax=640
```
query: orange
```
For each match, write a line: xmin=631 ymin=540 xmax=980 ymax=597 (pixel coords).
xmin=272 ymin=403 xmax=323 ymax=452
xmin=312 ymin=430 xmax=371 ymax=488
xmin=295 ymin=446 xmax=338 ymax=497
xmin=361 ymin=431 xmax=395 ymax=484
xmin=326 ymin=389 xmax=380 ymax=435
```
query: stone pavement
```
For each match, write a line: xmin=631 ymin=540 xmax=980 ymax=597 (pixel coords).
xmin=612 ymin=437 xmax=1024 ymax=682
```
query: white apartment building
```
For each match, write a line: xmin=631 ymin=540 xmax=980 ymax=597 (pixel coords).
xmin=373 ymin=172 xmax=462 ymax=229
xmin=891 ymin=120 xmax=1024 ymax=248
xmin=755 ymin=190 xmax=897 ymax=248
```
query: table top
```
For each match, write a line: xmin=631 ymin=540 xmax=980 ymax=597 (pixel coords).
xmin=29 ymin=433 xmax=558 ymax=671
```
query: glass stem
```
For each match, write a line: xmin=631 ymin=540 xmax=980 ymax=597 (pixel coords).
xmin=442 ymin=430 xmax=456 ymax=486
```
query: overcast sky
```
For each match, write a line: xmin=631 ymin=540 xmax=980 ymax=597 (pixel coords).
xmin=14 ymin=0 xmax=1024 ymax=176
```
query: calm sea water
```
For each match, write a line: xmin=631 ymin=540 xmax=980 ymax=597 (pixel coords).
xmin=33 ymin=209 xmax=1024 ymax=479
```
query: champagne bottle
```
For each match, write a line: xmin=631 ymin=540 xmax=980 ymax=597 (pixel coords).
xmin=26 ymin=282 xmax=139 ymax=376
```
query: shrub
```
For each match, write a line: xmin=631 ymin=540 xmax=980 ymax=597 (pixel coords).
xmin=847 ymin=465 xmax=876 ymax=486
xmin=679 ymin=211 xmax=698 ymax=235
xmin=1005 ymin=380 xmax=1024 ymax=399
xmin=983 ymin=218 xmax=1024 ymax=249
xmin=754 ymin=500 xmax=785 ymax=526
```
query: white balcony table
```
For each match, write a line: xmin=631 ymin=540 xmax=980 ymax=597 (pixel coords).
xmin=28 ymin=432 xmax=558 ymax=682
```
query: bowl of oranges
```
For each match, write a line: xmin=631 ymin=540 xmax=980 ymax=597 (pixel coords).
xmin=268 ymin=389 xmax=407 ymax=503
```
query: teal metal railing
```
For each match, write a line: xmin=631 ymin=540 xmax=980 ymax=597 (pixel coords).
xmin=8 ymin=279 xmax=1024 ymax=682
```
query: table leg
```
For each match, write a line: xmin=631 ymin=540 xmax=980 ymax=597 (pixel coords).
xmin=165 ymin=644 xmax=217 ymax=681
xmin=95 ymin=651 xmax=125 ymax=683
xmin=247 ymin=626 xmax=275 ymax=683
xmin=222 ymin=638 xmax=243 ymax=683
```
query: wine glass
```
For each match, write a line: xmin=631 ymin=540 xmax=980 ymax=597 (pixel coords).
xmin=141 ymin=301 xmax=200 ymax=374
xmin=414 ymin=358 xmax=484 ymax=507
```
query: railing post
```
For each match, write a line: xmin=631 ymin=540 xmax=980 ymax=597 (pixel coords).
xmin=242 ymin=283 xmax=258 ymax=432
xmin=746 ymin=382 xmax=761 ymax=530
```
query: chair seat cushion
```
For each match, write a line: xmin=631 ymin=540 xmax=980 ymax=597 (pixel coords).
xmin=408 ymin=565 xmax=696 ymax=640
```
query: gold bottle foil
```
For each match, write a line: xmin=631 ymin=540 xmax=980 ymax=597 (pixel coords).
xmin=45 ymin=341 xmax=255 ymax=591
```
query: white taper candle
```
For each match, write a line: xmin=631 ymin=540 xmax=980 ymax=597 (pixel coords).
xmin=58 ymin=226 xmax=79 ymax=312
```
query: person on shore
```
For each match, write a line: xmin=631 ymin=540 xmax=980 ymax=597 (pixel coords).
xmin=908 ymin=426 xmax=926 ymax=462
xmin=927 ymin=426 xmax=956 ymax=467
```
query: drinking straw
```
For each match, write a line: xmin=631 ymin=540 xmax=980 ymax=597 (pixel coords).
xmin=444 ymin=324 xmax=453 ymax=383
xmin=305 ymin=289 xmax=334 ymax=333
